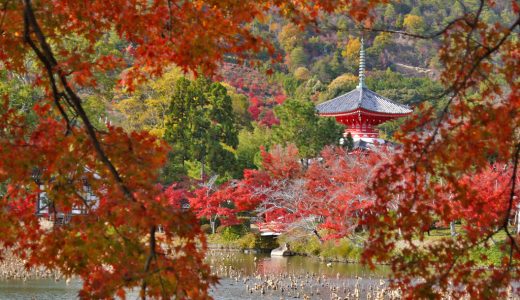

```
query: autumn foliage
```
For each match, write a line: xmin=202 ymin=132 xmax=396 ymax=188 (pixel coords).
xmin=0 ymin=103 xmax=215 ymax=298
xmin=219 ymin=144 xmax=392 ymax=239
xmin=0 ymin=0 xmax=385 ymax=297
xmin=361 ymin=2 xmax=520 ymax=298
xmin=0 ymin=0 xmax=518 ymax=299
xmin=218 ymin=63 xmax=286 ymax=126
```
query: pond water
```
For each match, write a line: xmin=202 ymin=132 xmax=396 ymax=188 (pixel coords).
xmin=0 ymin=252 xmax=389 ymax=299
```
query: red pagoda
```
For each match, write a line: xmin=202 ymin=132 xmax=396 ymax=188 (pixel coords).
xmin=316 ymin=38 xmax=412 ymax=140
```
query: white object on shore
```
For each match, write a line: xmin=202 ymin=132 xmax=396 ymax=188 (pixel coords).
xmin=270 ymin=243 xmax=294 ymax=257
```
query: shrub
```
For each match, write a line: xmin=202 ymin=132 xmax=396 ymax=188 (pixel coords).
xmin=294 ymin=67 xmax=311 ymax=81
xmin=320 ymin=239 xmax=361 ymax=261
xmin=278 ymin=234 xmax=322 ymax=255
xmin=238 ymin=233 xmax=258 ymax=249
xmin=215 ymin=225 xmax=225 ymax=234
xmin=200 ymin=224 xmax=212 ymax=234
xmin=221 ymin=226 xmax=241 ymax=241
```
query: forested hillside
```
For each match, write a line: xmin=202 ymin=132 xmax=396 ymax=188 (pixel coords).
xmin=217 ymin=0 xmax=514 ymax=125
xmin=2 ymin=0 xmax=514 ymax=183
xmin=1 ymin=0 xmax=518 ymax=298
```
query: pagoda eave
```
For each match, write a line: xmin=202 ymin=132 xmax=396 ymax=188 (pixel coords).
xmin=318 ymin=108 xmax=412 ymax=118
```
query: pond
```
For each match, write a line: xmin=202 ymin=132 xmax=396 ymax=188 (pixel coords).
xmin=0 ymin=251 xmax=390 ymax=299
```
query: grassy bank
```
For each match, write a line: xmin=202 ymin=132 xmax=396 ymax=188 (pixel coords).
xmin=206 ymin=224 xmax=509 ymax=267
xmin=206 ymin=225 xmax=278 ymax=250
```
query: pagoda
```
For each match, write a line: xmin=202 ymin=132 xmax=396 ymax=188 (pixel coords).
xmin=316 ymin=38 xmax=412 ymax=140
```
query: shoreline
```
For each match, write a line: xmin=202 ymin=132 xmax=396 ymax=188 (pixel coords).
xmin=0 ymin=246 xmax=365 ymax=282
xmin=0 ymin=248 xmax=63 ymax=281
xmin=207 ymin=243 xmax=370 ymax=265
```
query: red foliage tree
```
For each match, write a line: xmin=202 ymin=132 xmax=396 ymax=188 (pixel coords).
xmin=448 ymin=164 xmax=520 ymax=233
xmin=362 ymin=2 xmax=520 ymax=297
xmin=0 ymin=0 xmax=381 ymax=298
xmin=259 ymin=109 xmax=280 ymax=127
xmin=248 ymin=104 xmax=261 ymax=120
xmin=306 ymin=146 xmax=392 ymax=239
xmin=189 ymin=181 xmax=240 ymax=234
xmin=232 ymin=144 xmax=391 ymax=240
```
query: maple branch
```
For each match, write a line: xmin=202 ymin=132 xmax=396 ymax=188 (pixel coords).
xmin=153 ymin=252 xmax=168 ymax=298
xmin=502 ymin=143 xmax=520 ymax=260
xmin=22 ymin=0 xmax=162 ymax=290
xmin=361 ymin=0 xmax=485 ymax=41
xmin=23 ymin=0 xmax=139 ymax=203
xmin=503 ymin=144 xmax=520 ymax=229
xmin=455 ymin=0 xmax=485 ymax=91
xmin=24 ymin=0 xmax=131 ymax=201
xmin=166 ymin=0 xmax=173 ymax=40
xmin=0 ymin=0 xmax=10 ymax=35
xmin=23 ymin=11 xmax=72 ymax=133
xmin=72 ymin=190 xmax=93 ymax=214
xmin=141 ymin=225 xmax=157 ymax=300
xmin=415 ymin=14 xmax=520 ymax=163
xmin=360 ymin=16 xmax=465 ymax=40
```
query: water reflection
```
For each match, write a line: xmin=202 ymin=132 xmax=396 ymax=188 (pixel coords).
xmin=0 ymin=278 xmax=81 ymax=300
xmin=0 ymin=252 xmax=389 ymax=299
xmin=208 ymin=252 xmax=391 ymax=299
xmin=208 ymin=251 xmax=388 ymax=278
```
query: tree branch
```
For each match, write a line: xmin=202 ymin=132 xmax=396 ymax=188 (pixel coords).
xmin=23 ymin=0 xmax=139 ymax=204
xmin=22 ymin=0 xmax=157 ymax=292
xmin=141 ymin=225 xmax=157 ymax=300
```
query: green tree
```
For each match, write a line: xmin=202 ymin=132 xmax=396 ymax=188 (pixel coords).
xmin=164 ymin=77 xmax=239 ymax=182
xmin=222 ymin=83 xmax=252 ymax=129
xmin=278 ymin=23 xmax=304 ymax=53
xmin=236 ymin=124 xmax=273 ymax=173
xmin=294 ymin=76 xmax=326 ymax=101
xmin=403 ymin=14 xmax=426 ymax=35
xmin=329 ymin=51 xmax=346 ymax=77
xmin=0 ymin=69 xmax=41 ymax=128
xmin=383 ymin=4 xmax=396 ymax=24
xmin=341 ymin=132 xmax=354 ymax=151
xmin=289 ymin=46 xmax=309 ymax=70
xmin=311 ymin=58 xmax=335 ymax=83
xmin=368 ymin=32 xmax=393 ymax=68
xmin=272 ymin=99 xmax=344 ymax=160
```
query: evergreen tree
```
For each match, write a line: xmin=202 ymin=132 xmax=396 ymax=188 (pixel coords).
xmin=345 ymin=132 xmax=354 ymax=151
xmin=164 ymin=77 xmax=238 ymax=182
xmin=289 ymin=46 xmax=309 ymax=70
xmin=272 ymin=99 xmax=344 ymax=159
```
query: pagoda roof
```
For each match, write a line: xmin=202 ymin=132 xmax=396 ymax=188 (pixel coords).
xmin=316 ymin=87 xmax=413 ymax=116
xmin=317 ymin=36 xmax=412 ymax=117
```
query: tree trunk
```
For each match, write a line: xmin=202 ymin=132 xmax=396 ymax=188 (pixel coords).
xmin=201 ymin=156 xmax=205 ymax=182
xmin=450 ymin=221 xmax=457 ymax=237
xmin=211 ymin=219 xmax=216 ymax=235
xmin=516 ymin=204 xmax=520 ymax=234
xmin=313 ymin=229 xmax=323 ymax=244
xmin=301 ymin=158 xmax=310 ymax=170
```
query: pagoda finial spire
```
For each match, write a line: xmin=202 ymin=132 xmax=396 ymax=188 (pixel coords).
xmin=357 ymin=36 xmax=366 ymax=89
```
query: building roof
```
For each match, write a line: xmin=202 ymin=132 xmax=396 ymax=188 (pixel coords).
xmin=316 ymin=86 xmax=413 ymax=115
xmin=316 ymin=36 xmax=412 ymax=116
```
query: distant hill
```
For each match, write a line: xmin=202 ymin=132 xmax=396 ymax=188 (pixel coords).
xmin=215 ymin=1 xmax=512 ymax=129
